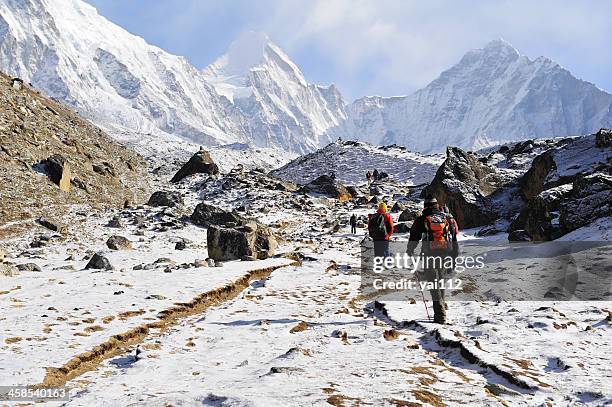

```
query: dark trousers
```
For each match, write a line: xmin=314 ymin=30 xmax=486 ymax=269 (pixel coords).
xmin=351 ymin=224 xmax=357 ymax=234
xmin=424 ymin=267 xmax=447 ymax=323
xmin=373 ymin=240 xmax=390 ymax=258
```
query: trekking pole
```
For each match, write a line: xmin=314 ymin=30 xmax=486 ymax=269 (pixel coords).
xmin=413 ymin=270 xmax=431 ymax=321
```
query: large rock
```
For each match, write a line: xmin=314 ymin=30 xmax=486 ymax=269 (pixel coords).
xmin=147 ymin=191 xmax=183 ymax=207
xmin=37 ymin=217 xmax=67 ymax=234
xmin=207 ymin=223 xmax=277 ymax=261
xmin=171 ymin=148 xmax=219 ymax=183
xmin=106 ymin=235 xmax=132 ymax=250
xmin=85 ymin=253 xmax=113 ymax=270
xmin=190 ymin=203 xmax=243 ymax=228
xmin=40 ymin=154 xmax=71 ymax=192
xmin=422 ymin=147 xmax=503 ymax=229
xmin=519 ymin=151 xmax=556 ymax=200
xmin=595 ymin=128 xmax=612 ymax=148
xmin=302 ymin=175 xmax=352 ymax=201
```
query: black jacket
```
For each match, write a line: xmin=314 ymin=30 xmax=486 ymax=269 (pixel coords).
xmin=406 ymin=208 xmax=459 ymax=255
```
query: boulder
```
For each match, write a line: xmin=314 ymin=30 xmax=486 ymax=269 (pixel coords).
xmin=595 ymin=128 xmax=612 ymax=148
xmin=171 ymin=148 xmax=219 ymax=183
xmin=422 ymin=146 xmax=503 ymax=229
xmin=147 ymin=191 xmax=184 ymax=207
xmin=190 ymin=203 xmax=243 ymax=228
xmin=106 ymin=216 xmax=123 ymax=228
xmin=39 ymin=154 xmax=71 ymax=192
xmin=37 ymin=217 xmax=67 ymax=234
xmin=106 ymin=235 xmax=132 ymax=250
xmin=302 ymin=175 xmax=352 ymax=201
xmin=207 ymin=223 xmax=277 ymax=261
xmin=85 ymin=253 xmax=113 ymax=270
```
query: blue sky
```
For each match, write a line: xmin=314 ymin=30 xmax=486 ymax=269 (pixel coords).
xmin=85 ymin=0 xmax=612 ymax=101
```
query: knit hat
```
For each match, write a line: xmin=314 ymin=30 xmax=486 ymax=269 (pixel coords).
xmin=378 ymin=202 xmax=387 ymax=212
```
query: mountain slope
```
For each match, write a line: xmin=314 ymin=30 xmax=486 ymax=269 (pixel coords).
xmin=337 ymin=40 xmax=612 ymax=153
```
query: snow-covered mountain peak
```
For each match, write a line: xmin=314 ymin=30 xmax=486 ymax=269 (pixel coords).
xmin=203 ymin=31 xmax=307 ymax=101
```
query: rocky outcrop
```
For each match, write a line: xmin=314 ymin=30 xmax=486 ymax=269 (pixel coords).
xmin=302 ymin=175 xmax=352 ymax=201
xmin=509 ymin=173 xmax=611 ymax=241
xmin=422 ymin=147 xmax=502 ymax=229
xmin=519 ymin=151 xmax=556 ymax=200
xmin=37 ymin=218 xmax=67 ymax=234
xmin=190 ymin=203 xmax=243 ymax=228
xmin=207 ymin=222 xmax=278 ymax=261
xmin=147 ymin=191 xmax=183 ymax=208
xmin=39 ymin=154 xmax=71 ymax=192
xmin=171 ymin=148 xmax=219 ymax=183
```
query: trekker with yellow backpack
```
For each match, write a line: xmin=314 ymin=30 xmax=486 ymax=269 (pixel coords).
xmin=406 ymin=196 xmax=459 ymax=324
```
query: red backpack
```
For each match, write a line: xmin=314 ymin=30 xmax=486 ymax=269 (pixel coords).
xmin=424 ymin=212 xmax=450 ymax=251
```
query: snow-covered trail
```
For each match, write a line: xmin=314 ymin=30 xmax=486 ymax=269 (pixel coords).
xmin=64 ymin=239 xmax=499 ymax=407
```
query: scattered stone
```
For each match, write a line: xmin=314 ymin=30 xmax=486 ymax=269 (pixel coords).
xmin=106 ymin=235 xmax=132 ymax=250
xmin=16 ymin=263 xmax=41 ymax=272
xmin=171 ymin=148 xmax=219 ymax=182
xmin=399 ymin=208 xmax=420 ymax=222
xmin=106 ymin=217 xmax=123 ymax=228
xmin=193 ymin=259 xmax=208 ymax=268
xmin=390 ymin=202 xmax=405 ymax=213
xmin=37 ymin=218 xmax=67 ymax=234
xmin=145 ymin=294 xmax=167 ymax=300
xmin=85 ymin=253 xmax=113 ymax=270
xmin=0 ymin=248 xmax=5 ymax=263
xmin=147 ymin=191 xmax=184 ymax=207
xmin=394 ymin=222 xmax=411 ymax=234
xmin=175 ymin=239 xmax=187 ymax=250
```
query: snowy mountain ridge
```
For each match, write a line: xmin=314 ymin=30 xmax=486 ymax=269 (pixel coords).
xmin=1 ymin=0 xmax=612 ymax=156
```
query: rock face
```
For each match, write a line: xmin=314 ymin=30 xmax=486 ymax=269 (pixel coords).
xmin=40 ymin=154 xmax=71 ymax=192
xmin=302 ymin=175 xmax=352 ymax=201
xmin=106 ymin=235 xmax=132 ymax=250
xmin=190 ymin=203 xmax=243 ymax=228
xmin=422 ymin=147 xmax=502 ymax=229
xmin=85 ymin=253 xmax=113 ymax=270
xmin=207 ymin=223 xmax=278 ymax=261
xmin=171 ymin=149 xmax=219 ymax=183
xmin=147 ymin=191 xmax=184 ymax=208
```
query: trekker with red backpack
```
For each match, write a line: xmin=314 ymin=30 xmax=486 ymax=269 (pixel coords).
xmin=368 ymin=202 xmax=394 ymax=257
xmin=406 ymin=196 xmax=459 ymax=324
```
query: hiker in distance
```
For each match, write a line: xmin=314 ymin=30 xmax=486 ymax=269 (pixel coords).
xmin=368 ymin=202 xmax=394 ymax=257
xmin=406 ymin=196 xmax=459 ymax=324
xmin=350 ymin=214 xmax=357 ymax=234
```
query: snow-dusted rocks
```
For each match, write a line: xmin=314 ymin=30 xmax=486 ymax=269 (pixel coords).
xmin=190 ymin=203 xmax=243 ymax=228
xmin=302 ymin=175 xmax=352 ymax=201
xmin=147 ymin=191 xmax=183 ymax=208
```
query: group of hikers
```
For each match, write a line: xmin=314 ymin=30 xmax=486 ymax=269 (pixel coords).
xmin=349 ymin=196 xmax=459 ymax=324
xmin=365 ymin=169 xmax=388 ymax=185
